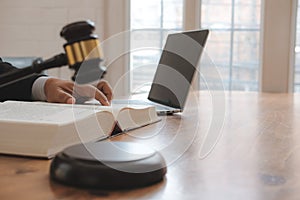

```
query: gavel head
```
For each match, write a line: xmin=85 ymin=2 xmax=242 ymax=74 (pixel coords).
xmin=60 ymin=20 xmax=106 ymax=84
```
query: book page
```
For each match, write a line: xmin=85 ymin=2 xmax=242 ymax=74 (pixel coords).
xmin=27 ymin=100 xmax=153 ymax=118
xmin=117 ymin=106 xmax=161 ymax=131
xmin=0 ymin=101 xmax=158 ymax=127
xmin=0 ymin=101 xmax=99 ymax=124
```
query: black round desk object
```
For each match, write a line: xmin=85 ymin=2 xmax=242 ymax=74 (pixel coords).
xmin=50 ymin=141 xmax=167 ymax=189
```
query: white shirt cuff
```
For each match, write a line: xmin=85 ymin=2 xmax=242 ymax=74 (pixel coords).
xmin=31 ymin=76 xmax=49 ymax=101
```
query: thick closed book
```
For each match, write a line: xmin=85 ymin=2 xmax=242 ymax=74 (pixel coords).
xmin=0 ymin=101 xmax=160 ymax=158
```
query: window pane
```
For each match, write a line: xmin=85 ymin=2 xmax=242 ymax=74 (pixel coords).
xmin=131 ymin=0 xmax=162 ymax=29
xmin=130 ymin=30 xmax=162 ymax=93
xmin=201 ymin=0 xmax=261 ymax=91
xmin=131 ymin=50 xmax=161 ymax=93
xmin=130 ymin=0 xmax=183 ymax=94
xmin=233 ymin=31 xmax=260 ymax=67
xmin=130 ymin=30 xmax=162 ymax=49
xmin=232 ymin=31 xmax=259 ymax=91
xmin=163 ymin=0 xmax=183 ymax=29
xmin=234 ymin=1 xmax=261 ymax=29
xmin=205 ymin=31 xmax=231 ymax=66
xmin=201 ymin=2 xmax=232 ymax=29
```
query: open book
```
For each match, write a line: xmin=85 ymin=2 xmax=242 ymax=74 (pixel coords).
xmin=0 ymin=101 xmax=160 ymax=158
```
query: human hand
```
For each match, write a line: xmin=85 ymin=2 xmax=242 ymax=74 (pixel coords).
xmin=44 ymin=78 xmax=113 ymax=105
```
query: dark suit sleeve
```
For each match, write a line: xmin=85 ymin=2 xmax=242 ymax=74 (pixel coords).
xmin=0 ymin=58 xmax=42 ymax=102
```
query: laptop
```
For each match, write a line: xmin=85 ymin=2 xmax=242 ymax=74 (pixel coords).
xmin=113 ymin=29 xmax=209 ymax=115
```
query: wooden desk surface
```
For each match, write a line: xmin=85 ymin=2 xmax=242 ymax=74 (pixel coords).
xmin=1 ymin=92 xmax=300 ymax=200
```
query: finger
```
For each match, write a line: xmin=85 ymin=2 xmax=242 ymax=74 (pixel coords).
xmin=74 ymin=84 xmax=109 ymax=106
xmin=97 ymin=81 xmax=113 ymax=101
xmin=66 ymin=97 xmax=76 ymax=104
xmin=94 ymin=90 xmax=110 ymax=106
xmin=56 ymin=90 xmax=76 ymax=104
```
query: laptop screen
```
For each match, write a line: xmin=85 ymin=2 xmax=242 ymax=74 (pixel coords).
xmin=148 ymin=29 xmax=209 ymax=109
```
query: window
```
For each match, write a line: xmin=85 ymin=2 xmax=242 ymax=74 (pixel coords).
xmin=200 ymin=0 xmax=261 ymax=91
xmin=126 ymin=0 xmax=298 ymax=94
xmin=130 ymin=0 xmax=184 ymax=94
xmin=294 ymin=0 xmax=300 ymax=92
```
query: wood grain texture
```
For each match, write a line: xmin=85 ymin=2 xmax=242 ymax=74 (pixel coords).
xmin=1 ymin=92 xmax=300 ymax=200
